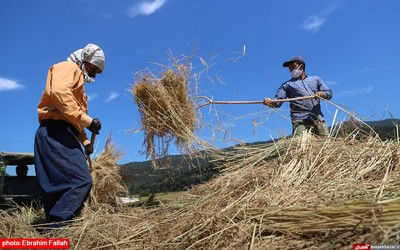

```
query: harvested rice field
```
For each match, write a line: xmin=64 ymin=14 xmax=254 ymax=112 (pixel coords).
xmin=2 ymin=131 xmax=400 ymax=249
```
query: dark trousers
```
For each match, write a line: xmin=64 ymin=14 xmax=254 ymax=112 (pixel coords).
xmin=292 ymin=119 xmax=329 ymax=137
xmin=34 ymin=120 xmax=92 ymax=223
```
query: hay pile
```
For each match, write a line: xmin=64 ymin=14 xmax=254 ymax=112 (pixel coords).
xmin=137 ymin=133 xmax=399 ymax=249
xmin=2 ymin=132 xmax=400 ymax=249
xmin=88 ymin=135 xmax=128 ymax=208
xmin=132 ymin=66 xmax=198 ymax=163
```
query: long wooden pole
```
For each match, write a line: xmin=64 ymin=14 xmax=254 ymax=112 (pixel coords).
xmin=197 ymin=95 xmax=317 ymax=109
xmin=208 ymin=100 xmax=264 ymax=105
xmin=212 ymin=95 xmax=316 ymax=104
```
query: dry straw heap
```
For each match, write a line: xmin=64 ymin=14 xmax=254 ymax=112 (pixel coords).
xmin=88 ymin=135 xmax=128 ymax=209
xmin=2 ymin=129 xmax=400 ymax=249
xmin=132 ymin=65 xmax=198 ymax=164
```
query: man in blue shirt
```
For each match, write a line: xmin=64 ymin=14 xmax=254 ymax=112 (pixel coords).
xmin=263 ymin=56 xmax=332 ymax=136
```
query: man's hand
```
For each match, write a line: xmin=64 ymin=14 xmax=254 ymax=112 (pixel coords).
xmin=87 ymin=118 xmax=101 ymax=134
xmin=84 ymin=143 xmax=93 ymax=156
xmin=263 ymin=98 xmax=275 ymax=108
xmin=315 ymin=92 xmax=325 ymax=98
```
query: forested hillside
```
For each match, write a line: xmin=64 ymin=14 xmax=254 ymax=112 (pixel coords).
xmin=119 ymin=153 xmax=219 ymax=196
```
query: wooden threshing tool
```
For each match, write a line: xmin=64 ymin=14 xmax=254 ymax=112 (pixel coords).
xmin=196 ymin=95 xmax=318 ymax=109
xmin=86 ymin=133 xmax=96 ymax=171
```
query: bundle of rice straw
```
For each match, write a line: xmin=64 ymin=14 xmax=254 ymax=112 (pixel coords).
xmin=88 ymin=135 xmax=128 ymax=208
xmin=132 ymin=65 xmax=197 ymax=164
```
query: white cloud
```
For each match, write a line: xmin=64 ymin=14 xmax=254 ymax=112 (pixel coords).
xmin=360 ymin=67 xmax=374 ymax=73
xmin=300 ymin=1 xmax=348 ymax=33
xmin=106 ymin=92 xmax=118 ymax=102
xmin=339 ymin=86 xmax=374 ymax=97
xmin=87 ymin=93 xmax=99 ymax=101
xmin=301 ymin=15 xmax=326 ymax=33
xmin=362 ymin=86 xmax=373 ymax=94
xmin=128 ymin=0 xmax=166 ymax=18
xmin=325 ymin=80 xmax=338 ymax=86
xmin=0 ymin=77 xmax=24 ymax=91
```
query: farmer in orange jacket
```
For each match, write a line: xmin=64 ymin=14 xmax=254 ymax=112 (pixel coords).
xmin=34 ymin=43 xmax=104 ymax=226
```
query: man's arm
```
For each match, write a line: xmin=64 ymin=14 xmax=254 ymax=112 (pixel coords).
xmin=263 ymin=83 xmax=287 ymax=108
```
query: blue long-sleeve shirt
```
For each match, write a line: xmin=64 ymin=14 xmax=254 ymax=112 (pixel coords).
xmin=272 ymin=75 xmax=332 ymax=122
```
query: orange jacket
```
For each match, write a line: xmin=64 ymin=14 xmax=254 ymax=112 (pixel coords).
xmin=37 ymin=61 xmax=92 ymax=145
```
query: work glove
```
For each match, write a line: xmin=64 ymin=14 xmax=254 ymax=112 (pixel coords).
xmin=87 ymin=118 xmax=101 ymax=134
xmin=84 ymin=143 xmax=93 ymax=156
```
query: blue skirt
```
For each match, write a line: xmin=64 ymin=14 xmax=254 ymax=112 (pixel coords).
xmin=34 ymin=119 xmax=92 ymax=223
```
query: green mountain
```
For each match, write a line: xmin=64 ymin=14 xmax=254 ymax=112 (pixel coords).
xmin=120 ymin=153 xmax=218 ymax=196
xmin=335 ymin=118 xmax=400 ymax=140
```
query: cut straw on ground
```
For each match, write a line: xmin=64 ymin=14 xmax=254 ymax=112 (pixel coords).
xmin=2 ymin=129 xmax=400 ymax=249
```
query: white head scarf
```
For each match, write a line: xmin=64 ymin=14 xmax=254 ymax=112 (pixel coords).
xmin=67 ymin=43 xmax=105 ymax=82
xmin=67 ymin=43 xmax=105 ymax=71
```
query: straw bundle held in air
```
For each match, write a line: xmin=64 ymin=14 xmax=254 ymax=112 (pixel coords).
xmin=132 ymin=66 xmax=197 ymax=163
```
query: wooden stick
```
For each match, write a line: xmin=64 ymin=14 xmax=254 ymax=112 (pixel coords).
xmin=268 ymin=95 xmax=317 ymax=103
xmin=208 ymin=100 xmax=263 ymax=105
xmin=87 ymin=133 xmax=96 ymax=171
xmin=196 ymin=95 xmax=317 ymax=109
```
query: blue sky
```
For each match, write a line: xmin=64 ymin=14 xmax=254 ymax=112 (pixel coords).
xmin=1 ymin=0 xmax=400 ymax=168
